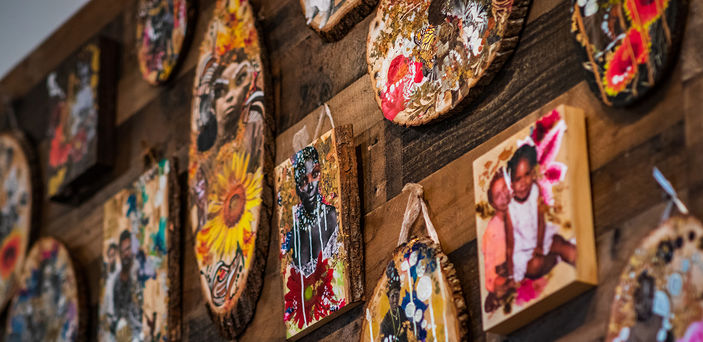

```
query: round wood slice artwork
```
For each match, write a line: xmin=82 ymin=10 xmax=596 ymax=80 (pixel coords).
xmin=0 ymin=132 xmax=37 ymax=311
xmin=607 ymin=216 xmax=703 ymax=342
xmin=300 ymin=0 xmax=379 ymax=41
xmin=570 ymin=0 xmax=687 ymax=106
xmin=188 ymin=0 xmax=272 ymax=338
xmin=361 ymin=237 xmax=468 ymax=342
xmin=367 ymin=0 xmax=529 ymax=126
xmin=136 ymin=0 xmax=193 ymax=85
xmin=4 ymin=238 xmax=85 ymax=341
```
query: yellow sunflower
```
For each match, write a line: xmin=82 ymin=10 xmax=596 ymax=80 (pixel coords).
xmin=197 ymin=151 xmax=262 ymax=263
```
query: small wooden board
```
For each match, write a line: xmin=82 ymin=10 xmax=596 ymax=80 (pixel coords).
xmin=188 ymin=0 xmax=274 ymax=338
xmin=136 ymin=0 xmax=195 ymax=85
xmin=300 ymin=0 xmax=379 ymax=41
xmin=99 ymin=159 xmax=181 ymax=341
xmin=570 ymin=0 xmax=688 ymax=106
xmin=367 ymin=0 xmax=530 ymax=126
xmin=0 ymin=131 xmax=39 ymax=311
xmin=606 ymin=215 xmax=703 ymax=342
xmin=275 ymin=125 xmax=363 ymax=340
xmin=4 ymin=238 xmax=86 ymax=341
xmin=361 ymin=237 xmax=468 ymax=341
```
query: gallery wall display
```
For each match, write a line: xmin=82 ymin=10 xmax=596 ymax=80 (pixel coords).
xmin=3 ymin=237 xmax=85 ymax=342
xmin=188 ymin=0 xmax=273 ymax=338
xmin=472 ymin=105 xmax=598 ymax=333
xmin=0 ymin=131 xmax=38 ymax=312
xmin=99 ymin=159 xmax=180 ymax=342
xmin=607 ymin=215 xmax=703 ymax=342
xmin=367 ymin=0 xmax=530 ymax=126
xmin=570 ymin=0 xmax=687 ymax=106
xmin=275 ymin=125 xmax=363 ymax=339
xmin=136 ymin=0 xmax=194 ymax=85
xmin=45 ymin=39 xmax=117 ymax=203
xmin=300 ymin=0 xmax=379 ymax=41
xmin=361 ymin=184 xmax=468 ymax=342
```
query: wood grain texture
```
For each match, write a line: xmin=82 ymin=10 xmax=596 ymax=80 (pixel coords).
xmin=300 ymin=0 xmax=379 ymax=41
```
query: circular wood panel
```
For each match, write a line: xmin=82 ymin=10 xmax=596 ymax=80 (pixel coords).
xmin=188 ymin=0 xmax=273 ymax=338
xmin=300 ymin=0 xmax=379 ymax=41
xmin=4 ymin=238 xmax=85 ymax=341
xmin=0 ymin=132 xmax=37 ymax=311
xmin=570 ymin=0 xmax=687 ymax=106
xmin=367 ymin=0 xmax=530 ymax=126
xmin=136 ymin=0 xmax=193 ymax=85
xmin=361 ymin=237 xmax=468 ymax=341
xmin=607 ymin=216 xmax=703 ymax=342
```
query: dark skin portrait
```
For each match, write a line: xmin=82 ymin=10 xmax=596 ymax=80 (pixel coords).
xmin=296 ymin=158 xmax=321 ymax=213
xmin=119 ymin=232 xmax=133 ymax=281
xmin=511 ymin=158 xmax=535 ymax=203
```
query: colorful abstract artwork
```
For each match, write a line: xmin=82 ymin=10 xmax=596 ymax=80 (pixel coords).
xmin=100 ymin=160 xmax=178 ymax=342
xmin=361 ymin=237 xmax=467 ymax=341
xmin=571 ymin=0 xmax=687 ymax=105
xmin=136 ymin=0 xmax=192 ymax=84
xmin=300 ymin=0 xmax=377 ymax=41
xmin=275 ymin=126 xmax=363 ymax=339
xmin=473 ymin=105 xmax=597 ymax=333
xmin=367 ymin=0 xmax=529 ymax=126
xmin=46 ymin=41 xmax=114 ymax=202
xmin=188 ymin=0 xmax=271 ymax=337
xmin=0 ymin=132 xmax=35 ymax=310
xmin=607 ymin=216 xmax=703 ymax=342
xmin=4 ymin=238 xmax=83 ymax=342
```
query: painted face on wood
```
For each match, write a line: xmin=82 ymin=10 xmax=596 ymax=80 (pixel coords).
xmin=214 ymin=60 xmax=253 ymax=126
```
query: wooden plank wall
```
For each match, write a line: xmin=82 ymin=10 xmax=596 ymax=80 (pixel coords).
xmin=2 ymin=0 xmax=703 ymax=340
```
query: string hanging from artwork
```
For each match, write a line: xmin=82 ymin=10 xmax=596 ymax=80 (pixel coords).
xmin=361 ymin=183 xmax=468 ymax=342
xmin=299 ymin=0 xmax=379 ymax=41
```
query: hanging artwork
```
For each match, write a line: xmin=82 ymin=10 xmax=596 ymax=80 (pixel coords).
xmin=275 ymin=125 xmax=363 ymax=339
xmin=362 ymin=184 xmax=469 ymax=342
xmin=3 ymin=237 xmax=85 ymax=341
xmin=0 ymin=132 xmax=38 ymax=311
xmin=367 ymin=0 xmax=530 ymax=126
xmin=606 ymin=215 xmax=703 ymax=342
xmin=300 ymin=0 xmax=378 ymax=41
xmin=570 ymin=0 xmax=687 ymax=106
xmin=100 ymin=159 xmax=179 ymax=342
xmin=46 ymin=39 xmax=116 ymax=202
xmin=472 ymin=105 xmax=598 ymax=333
xmin=188 ymin=0 xmax=272 ymax=338
xmin=136 ymin=0 xmax=193 ymax=84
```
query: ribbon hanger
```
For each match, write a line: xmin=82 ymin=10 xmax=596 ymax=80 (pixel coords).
xmin=653 ymin=166 xmax=689 ymax=223
xmin=397 ymin=183 xmax=440 ymax=246
xmin=292 ymin=103 xmax=335 ymax=152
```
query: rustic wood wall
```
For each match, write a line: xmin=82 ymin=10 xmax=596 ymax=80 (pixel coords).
xmin=2 ymin=0 xmax=703 ymax=340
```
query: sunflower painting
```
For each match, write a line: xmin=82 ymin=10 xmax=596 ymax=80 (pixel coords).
xmin=570 ymin=0 xmax=687 ymax=106
xmin=188 ymin=0 xmax=271 ymax=338
xmin=275 ymin=126 xmax=363 ymax=339
xmin=0 ymin=133 xmax=35 ymax=311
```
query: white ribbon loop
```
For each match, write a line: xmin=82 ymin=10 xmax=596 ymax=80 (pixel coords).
xmin=397 ymin=183 xmax=440 ymax=246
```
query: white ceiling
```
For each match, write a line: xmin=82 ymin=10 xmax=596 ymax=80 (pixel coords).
xmin=0 ymin=0 xmax=90 ymax=79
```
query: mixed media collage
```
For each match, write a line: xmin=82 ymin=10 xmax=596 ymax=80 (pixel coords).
xmin=100 ymin=160 xmax=175 ymax=342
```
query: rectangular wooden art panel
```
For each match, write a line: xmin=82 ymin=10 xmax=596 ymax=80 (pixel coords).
xmin=100 ymin=160 xmax=180 ymax=342
xmin=473 ymin=105 xmax=597 ymax=334
xmin=275 ymin=125 xmax=363 ymax=340
xmin=45 ymin=38 xmax=116 ymax=202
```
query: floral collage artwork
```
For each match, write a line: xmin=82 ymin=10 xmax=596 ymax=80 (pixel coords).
xmin=45 ymin=42 xmax=103 ymax=199
xmin=607 ymin=216 xmax=703 ymax=342
xmin=275 ymin=128 xmax=358 ymax=338
xmin=100 ymin=160 xmax=176 ymax=342
xmin=0 ymin=133 xmax=33 ymax=311
xmin=367 ymin=0 xmax=527 ymax=125
xmin=4 ymin=238 xmax=82 ymax=342
xmin=136 ymin=0 xmax=191 ymax=84
xmin=188 ymin=0 xmax=269 ymax=336
xmin=571 ymin=0 xmax=686 ymax=105
xmin=361 ymin=238 xmax=467 ymax=341
xmin=473 ymin=106 xmax=597 ymax=333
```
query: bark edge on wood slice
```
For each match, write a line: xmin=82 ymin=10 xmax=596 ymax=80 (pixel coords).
xmin=300 ymin=0 xmax=380 ymax=42
xmin=188 ymin=0 xmax=275 ymax=339
xmin=570 ymin=0 xmax=689 ymax=106
xmin=366 ymin=0 xmax=530 ymax=126
xmin=3 ymin=237 xmax=88 ymax=342
xmin=360 ymin=237 xmax=469 ymax=342
xmin=275 ymin=125 xmax=364 ymax=340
